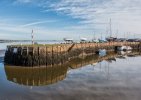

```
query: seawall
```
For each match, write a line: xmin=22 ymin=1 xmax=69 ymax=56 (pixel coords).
xmin=4 ymin=42 xmax=141 ymax=67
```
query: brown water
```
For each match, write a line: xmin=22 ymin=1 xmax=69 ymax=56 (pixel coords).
xmin=0 ymin=51 xmax=141 ymax=100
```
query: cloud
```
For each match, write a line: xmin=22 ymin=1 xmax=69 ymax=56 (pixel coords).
xmin=20 ymin=20 xmax=56 ymax=27
xmin=46 ymin=0 xmax=141 ymax=36
xmin=0 ymin=21 xmax=88 ymax=40
xmin=2 ymin=0 xmax=141 ymax=39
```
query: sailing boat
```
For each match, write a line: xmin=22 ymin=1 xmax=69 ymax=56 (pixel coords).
xmin=106 ymin=19 xmax=117 ymax=42
xmin=92 ymin=33 xmax=99 ymax=43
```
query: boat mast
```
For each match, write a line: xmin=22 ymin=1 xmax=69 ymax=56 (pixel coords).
xmin=93 ymin=32 xmax=96 ymax=40
xmin=109 ymin=18 xmax=112 ymax=37
xmin=31 ymin=29 xmax=34 ymax=45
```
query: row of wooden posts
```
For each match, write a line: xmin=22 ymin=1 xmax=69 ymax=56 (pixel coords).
xmin=4 ymin=42 xmax=141 ymax=67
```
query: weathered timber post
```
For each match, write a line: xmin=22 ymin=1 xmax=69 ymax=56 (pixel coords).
xmin=46 ymin=46 xmax=48 ymax=66
xmin=51 ymin=46 xmax=54 ymax=66
xmin=32 ymin=47 xmax=34 ymax=67
xmin=38 ymin=47 xmax=40 ymax=66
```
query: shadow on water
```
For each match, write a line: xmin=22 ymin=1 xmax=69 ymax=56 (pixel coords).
xmin=4 ymin=50 xmax=141 ymax=86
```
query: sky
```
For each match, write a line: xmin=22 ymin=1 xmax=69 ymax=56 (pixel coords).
xmin=0 ymin=0 xmax=141 ymax=40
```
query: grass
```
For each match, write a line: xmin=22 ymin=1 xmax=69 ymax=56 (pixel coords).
xmin=8 ymin=43 xmax=67 ymax=47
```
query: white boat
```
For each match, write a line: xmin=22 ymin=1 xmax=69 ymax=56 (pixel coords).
xmin=80 ymin=38 xmax=87 ymax=42
xmin=117 ymin=46 xmax=132 ymax=51
xmin=63 ymin=38 xmax=73 ymax=43
xmin=92 ymin=39 xmax=99 ymax=43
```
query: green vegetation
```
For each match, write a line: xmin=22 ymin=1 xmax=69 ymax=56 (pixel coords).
xmin=8 ymin=43 xmax=67 ymax=47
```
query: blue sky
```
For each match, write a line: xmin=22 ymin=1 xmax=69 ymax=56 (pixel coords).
xmin=0 ymin=0 xmax=141 ymax=40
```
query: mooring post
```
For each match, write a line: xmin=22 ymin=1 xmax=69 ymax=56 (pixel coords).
xmin=27 ymin=47 xmax=28 ymax=56
xmin=38 ymin=46 xmax=40 ymax=67
xmin=46 ymin=46 xmax=48 ymax=66
xmin=60 ymin=45 xmax=62 ymax=64
xmin=32 ymin=47 xmax=34 ymax=67
xmin=51 ymin=45 xmax=54 ymax=66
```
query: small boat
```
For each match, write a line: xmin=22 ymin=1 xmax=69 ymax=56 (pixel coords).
xmin=127 ymin=54 xmax=136 ymax=57
xmin=80 ymin=38 xmax=87 ymax=43
xmin=117 ymin=51 xmax=132 ymax=55
xmin=116 ymin=55 xmax=126 ymax=59
xmin=117 ymin=46 xmax=132 ymax=51
xmin=98 ymin=49 xmax=106 ymax=56
xmin=91 ymin=62 xmax=98 ymax=66
xmin=92 ymin=39 xmax=99 ymax=43
xmin=107 ymin=57 xmax=116 ymax=62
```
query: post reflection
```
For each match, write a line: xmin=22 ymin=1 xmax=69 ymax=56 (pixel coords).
xmin=4 ymin=51 xmax=141 ymax=86
xmin=5 ymin=64 xmax=68 ymax=86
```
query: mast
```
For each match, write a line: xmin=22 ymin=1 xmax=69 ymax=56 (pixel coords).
xmin=101 ymin=33 xmax=102 ymax=40
xmin=31 ymin=29 xmax=34 ymax=45
xmin=93 ymin=32 xmax=96 ymax=40
xmin=116 ymin=29 xmax=118 ymax=38
xmin=109 ymin=18 xmax=112 ymax=37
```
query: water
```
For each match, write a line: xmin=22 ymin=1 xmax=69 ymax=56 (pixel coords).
xmin=0 ymin=43 xmax=141 ymax=100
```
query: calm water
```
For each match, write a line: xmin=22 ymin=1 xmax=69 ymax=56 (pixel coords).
xmin=0 ymin=43 xmax=141 ymax=100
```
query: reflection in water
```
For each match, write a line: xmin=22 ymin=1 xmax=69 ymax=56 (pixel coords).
xmin=0 ymin=50 xmax=5 ymax=63
xmin=4 ymin=51 xmax=141 ymax=86
xmin=1 ymin=50 xmax=141 ymax=100
xmin=5 ymin=64 xmax=68 ymax=86
xmin=69 ymin=51 xmax=118 ymax=69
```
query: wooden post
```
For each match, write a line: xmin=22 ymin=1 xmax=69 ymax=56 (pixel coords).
xmin=51 ymin=46 xmax=54 ymax=66
xmin=46 ymin=46 xmax=48 ymax=66
xmin=57 ymin=46 xmax=59 ymax=64
xmin=27 ymin=47 xmax=28 ymax=56
xmin=60 ymin=46 xmax=62 ymax=64
xmin=32 ymin=47 xmax=34 ymax=67
xmin=38 ymin=47 xmax=40 ymax=67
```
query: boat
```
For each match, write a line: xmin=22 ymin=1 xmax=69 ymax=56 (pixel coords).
xmin=98 ymin=49 xmax=106 ymax=56
xmin=91 ymin=62 xmax=98 ymax=66
xmin=116 ymin=55 xmax=126 ymax=59
xmin=117 ymin=51 xmax=132 ymax=55
xmin=80 ymin=38 xmax=87 ymax=43
xmin=117 ymin=46 xmax=132 ymax=51
xmin=107 ymin=57 xmax=116 ymax=62
xmin=63 ymin=38 xmax=73 ymax=43
xmin=92 ymin=39 xmax=99 ymax=43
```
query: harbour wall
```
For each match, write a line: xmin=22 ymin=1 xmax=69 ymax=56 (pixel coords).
xmin=4 ymin=42 xmax=141 ymax=67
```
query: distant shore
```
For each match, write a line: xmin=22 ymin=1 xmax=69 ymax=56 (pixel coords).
xmin=0 ymin=40 xmax=60 ymax=43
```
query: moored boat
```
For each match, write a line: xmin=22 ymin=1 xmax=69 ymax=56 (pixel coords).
xmin=117 ymin=46 xmax=132 ymax=51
